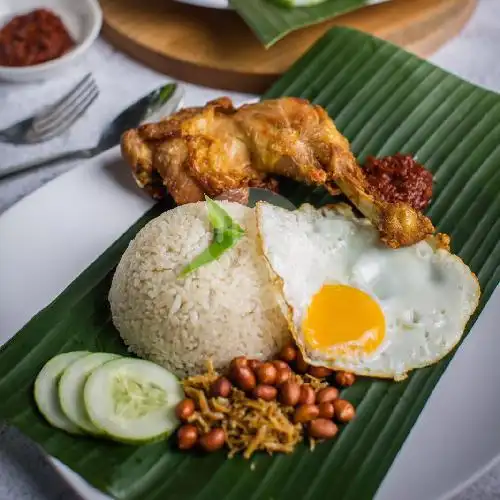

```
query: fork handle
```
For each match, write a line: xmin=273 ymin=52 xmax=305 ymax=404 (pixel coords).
xmin=0 ymin=148 xmax=95 ymax=180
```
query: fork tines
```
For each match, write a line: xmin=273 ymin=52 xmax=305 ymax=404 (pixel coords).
xmin=28 ymin=74 xmax=99 ymax=143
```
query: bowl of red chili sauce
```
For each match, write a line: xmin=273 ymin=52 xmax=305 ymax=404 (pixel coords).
xmin=0 ymin=0 xmax=102 ymax=82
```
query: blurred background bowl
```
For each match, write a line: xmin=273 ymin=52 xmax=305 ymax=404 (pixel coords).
xmin=174 ymin=0 xmax=229 ymax=9
xmin=0 ymin=0 xmax=102 ymax=83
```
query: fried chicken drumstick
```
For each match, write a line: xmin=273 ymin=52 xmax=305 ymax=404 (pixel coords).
xmin=121 ymin=97 xmax=434 ymax=248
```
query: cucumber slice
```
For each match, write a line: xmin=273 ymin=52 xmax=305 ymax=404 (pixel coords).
xmin=34 ymin=351 xmax=90 ymax=434
xmin=84 ymin=358 xmax=183 ymax=444
xmin=59 ymin=352 xmax=120 ymax=434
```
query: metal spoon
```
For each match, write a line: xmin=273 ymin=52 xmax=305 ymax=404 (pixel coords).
xmin=0 ymin=83 xmax=184 ymax=180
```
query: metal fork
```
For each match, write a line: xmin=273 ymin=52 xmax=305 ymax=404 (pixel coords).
xmin=0 ymin=74 xmax=99 ymax=145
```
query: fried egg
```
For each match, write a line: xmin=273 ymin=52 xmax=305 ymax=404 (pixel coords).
xmin=256 ymin=202 xmax=480 ymax=380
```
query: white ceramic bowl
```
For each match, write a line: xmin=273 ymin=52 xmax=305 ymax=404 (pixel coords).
xmin=175 ymin=0 xmax=229 ymax=9
xmin=0 ymin=0 xmax=102 ymax=83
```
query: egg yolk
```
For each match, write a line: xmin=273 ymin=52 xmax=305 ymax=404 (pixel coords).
xmin=302 ymin=284 xmax=385 ymax=356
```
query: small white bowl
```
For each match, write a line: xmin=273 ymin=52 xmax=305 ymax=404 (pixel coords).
xmin=0 ymin=0 xmax=102 ymax=83
xmin=175 ymin=0 xmax=229 ymax=8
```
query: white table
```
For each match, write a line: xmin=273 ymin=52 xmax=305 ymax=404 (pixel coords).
xmin=1 ymin=0 xmax=499 ymax=498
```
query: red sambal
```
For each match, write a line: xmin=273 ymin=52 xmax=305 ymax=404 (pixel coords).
xmin=0 ymin=9 xmax=75 ymax=67
xmin=364 ymin=153 xmax=433 ymax=211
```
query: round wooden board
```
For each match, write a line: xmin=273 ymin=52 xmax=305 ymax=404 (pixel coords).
xmin=100 ymin=0 xmax=477 ymax=93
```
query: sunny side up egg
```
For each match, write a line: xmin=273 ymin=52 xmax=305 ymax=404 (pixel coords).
xmin=256 ymin=202 xmax=480 ymax=380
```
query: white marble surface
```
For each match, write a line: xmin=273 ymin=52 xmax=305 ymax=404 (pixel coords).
xmin=1 ymin=0 xmax=499 ymax=498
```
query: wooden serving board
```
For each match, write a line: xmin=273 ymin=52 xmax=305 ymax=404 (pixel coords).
xmin=100 ymin=0 xmax=477 ymax=93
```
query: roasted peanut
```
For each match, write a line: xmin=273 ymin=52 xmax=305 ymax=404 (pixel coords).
xmin=252 ymin=384 xmax=278 ymax=401
xmin=308 ymin=366 xmax=334 ymax=378
xmin=295 ymin=350 xmax=309 ymax=374
xmin=316 ymin=387 xmax=339 ymax=404
xmin=335 ymin=371 xmax=356 ymax=387
xmin=177 ymin=424 xmax=198 ymax=449
xmin=279 ymin=381 xmax=301 ymax=406
xmin=273 ymin=360 xmax=292 ymax=384
xmin=279 ymin=343 xmax=297 ymax=363
xmin=318 ymin=402 xmax=335 ymax=419
xmin=230 ymin=356 xmax=248 ymax=371
xmin=275 ymin=367 xmax=291 ymax=385
xmin=256 ymin=362 xmax=277 ymax=385
xmin=175 ymin=399 xmax=196 ymax=421
xmin=272 ymin=360 xmax=291 ymax=372
xmin=210 ymin=376 xmax=232 ymax=398
xmin=333 ymin=399 xmax=356 ymax=422
xmin=294 ymin=404 xmax=319 ymax=423
xmin=247 ymin=359 xmax=262 ymax=372
xmin=199 ymin=428 xmax=226 ymax=452
xmin=298 ymin=384 xmax=316 ymax=405
xmin=231 ymin=366 xmax=257 ymax=391
xmin=308 ymin=419 xmax=338 ymax=439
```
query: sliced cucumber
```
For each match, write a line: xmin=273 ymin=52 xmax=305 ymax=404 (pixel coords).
xmin=59 ymin=352 xmax=120 ymax=434
xmin=84 ymin=358 xmax=184 ymax=444
xmin=34 ymin=351 xmax=90 ymax=434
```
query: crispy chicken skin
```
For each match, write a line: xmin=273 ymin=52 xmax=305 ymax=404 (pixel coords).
xmin=121 ymin=98 xmax=273 ymax=202
xmin=121 ymin=97 xmax=434 ymax=247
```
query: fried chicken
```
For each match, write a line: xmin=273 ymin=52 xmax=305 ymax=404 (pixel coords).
xmin=121 ymin=97 xmax=434 ymax=247
xmin=121 ymin=98 xmax=274 ymax=204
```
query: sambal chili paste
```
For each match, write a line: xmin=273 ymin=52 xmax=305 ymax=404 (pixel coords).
xmin=364 ymin=153 xmax=433 ymax=211
xmin=0 ymin=9 xmax=75 ymax=67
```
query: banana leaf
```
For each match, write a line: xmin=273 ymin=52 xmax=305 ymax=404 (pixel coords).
xmin=230 ymin=0 xmax=389 ymax=47
xmin=1 ymin=27 xmax=499 ymax=500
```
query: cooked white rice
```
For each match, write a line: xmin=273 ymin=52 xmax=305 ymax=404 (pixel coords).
xmin=109 ymin=201 xmax=290 ymax=378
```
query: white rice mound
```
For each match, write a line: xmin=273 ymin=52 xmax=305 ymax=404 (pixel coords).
xmin=109 ymin=201 xmax=290 ymax=378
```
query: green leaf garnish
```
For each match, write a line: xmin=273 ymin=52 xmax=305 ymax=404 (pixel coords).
xmin=179 ymin=196 xmax=245 ymax=277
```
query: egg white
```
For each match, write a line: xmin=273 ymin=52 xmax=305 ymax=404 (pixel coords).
xmin=256 ymin=202 xmax=480 ymax=380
